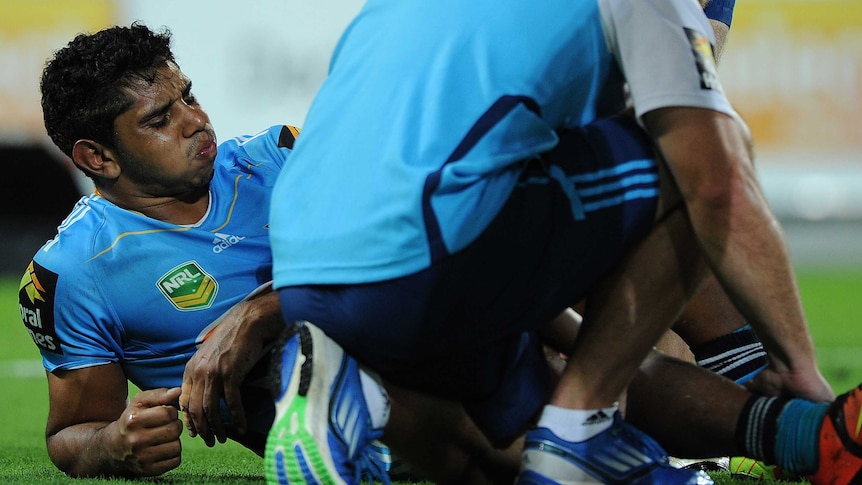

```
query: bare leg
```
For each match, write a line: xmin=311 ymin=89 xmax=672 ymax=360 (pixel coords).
xmin=626 ymin=351 xmax=747 ymax=459
xmin=551 ymin=201 xmax=709 ymax=409
xmin=655 ymin=331 xmax=694 ymax=362
xmin=656 ymin=273 xmax=749 ymax=361
xmin=673 ymin=273 xmax=747 ymax=347
xmin=384 ymin=315 xmax=757 ymax=484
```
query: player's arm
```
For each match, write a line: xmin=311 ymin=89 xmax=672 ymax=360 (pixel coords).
xmin=180 ymin=283 xmax=284 ymax=447
xmin=641 ymin=106 xmax=833 ymax=403
xmin=708 ymin=19 xmax=729 ymax=63
xmin=45 ymin=363 xmax=183 ymax=478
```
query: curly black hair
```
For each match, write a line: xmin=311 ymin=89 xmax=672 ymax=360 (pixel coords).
xmin=40 ymin=23 xmax=175 ymax=160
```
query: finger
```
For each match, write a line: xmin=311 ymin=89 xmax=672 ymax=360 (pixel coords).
xmin=180 ymin=371 xmax=198 ymax=438
xmin=124 ymin=400 xmax=181 ymax=433
xmin=223 ymin=379 xmax=247 ymax=436
xmin=203 ymin=372 xmax=228 ymax=444
xmin=743 ymin=371 xmax=781 ymax=397
xmin=132 ymin=387 xmax=182 ymax=409
xmin=140 ymin=454 xmax=182 ymax=478
xmin=124 ymin=388 xmax=181 ymax=432
xmin=187 ymin=374 xmax=215 ymax=446
xmin=139 ymin=414 xmax=184 ymax=445
xmin=136 ymin=433 xmax=183 ymax=477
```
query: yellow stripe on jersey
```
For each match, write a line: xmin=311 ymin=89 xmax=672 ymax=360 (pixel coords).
xmin=88 ymin=227 xmax=192 ymax=262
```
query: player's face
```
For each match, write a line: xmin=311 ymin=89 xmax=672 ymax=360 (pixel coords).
xmin=111 ymin=61 xmax=217 ymax=198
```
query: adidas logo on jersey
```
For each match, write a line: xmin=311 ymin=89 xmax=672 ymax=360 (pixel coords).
xmin=212 ymin=232 xmax=245 ymax=253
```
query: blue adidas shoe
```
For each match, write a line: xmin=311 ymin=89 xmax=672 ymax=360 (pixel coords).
xmin=264 ymin=321 xmax=390 ymax=485
xmin=518 ymin=412 xmax=714 ymax=485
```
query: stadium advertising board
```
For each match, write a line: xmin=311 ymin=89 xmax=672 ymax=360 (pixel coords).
xmin=720 ymin=0 xmax=862 ymax=164
xmin=0 ymin=0 xmax=117 ymax=143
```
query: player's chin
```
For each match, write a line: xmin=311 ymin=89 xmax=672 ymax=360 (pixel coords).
xmin=190 ymin=164 xmax=216 ymax=187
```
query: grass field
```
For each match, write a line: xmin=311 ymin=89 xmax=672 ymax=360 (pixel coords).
xmin=2 ymin=270 xmax=861 ymax=484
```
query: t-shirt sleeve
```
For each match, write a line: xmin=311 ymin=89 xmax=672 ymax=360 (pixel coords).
xmin=237 ymin=125 xmax=298 ymax=171
xmin=598 ymin=0 xmax=736 ymax=121
xmin=19 ymin=258 xmax=123 ymax=373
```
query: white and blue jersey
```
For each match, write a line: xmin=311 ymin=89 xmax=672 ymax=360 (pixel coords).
xmin=269 ymin=0 xmax=737 ymax=289
xmin=18 ymin=125 xmax=296 ymax=391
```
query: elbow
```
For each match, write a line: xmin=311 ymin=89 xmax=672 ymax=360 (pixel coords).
xmin=685 ymin=164 xmax=762 ymax=223
xmin=46 ymin=430 xmax=138 ymax=479
xmin=683 ymin=174 xmax=737 ymax=215
xmin=46 ymin=435 xmax=77 ymax=478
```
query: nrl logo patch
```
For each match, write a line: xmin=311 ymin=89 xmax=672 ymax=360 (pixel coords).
xmin=157 ymin=261 xmax=219 ymax=311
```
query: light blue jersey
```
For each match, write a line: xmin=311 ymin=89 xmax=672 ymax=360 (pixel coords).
xmin=269 ymin=0 xmax=735 ymax=288
xmin=18 ymin=125 xmax=296 ymax=391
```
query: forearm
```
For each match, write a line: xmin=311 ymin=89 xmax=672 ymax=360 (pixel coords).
xmin=47 ymin=421 xmax=138 ymax=478
xmin=646 ymin=108 xmax=818 ymax=374
xmin=687 ymin=173 xmax=817 ymax=373
xmin=232 ymin=289 xmax=285 ymax=357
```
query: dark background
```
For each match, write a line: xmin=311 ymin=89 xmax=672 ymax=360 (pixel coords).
xmin=1 ymin=145 xmax=81 ymax=275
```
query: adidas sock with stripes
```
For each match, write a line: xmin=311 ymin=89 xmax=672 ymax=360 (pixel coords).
xmin=691 ymin=324 xmax=769 ymax=383
xmin=537 ymin=404 xmax=617 ymax=442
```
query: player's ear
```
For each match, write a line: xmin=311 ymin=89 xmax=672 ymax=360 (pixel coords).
xmin=71 ymin=139 xmax=121 ymax=180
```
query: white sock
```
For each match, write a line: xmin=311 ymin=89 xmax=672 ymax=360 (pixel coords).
xmin=537 ymin=404 xmax=618 ymax=442
xmin=359 ymin=367 xmax=390 ymax=429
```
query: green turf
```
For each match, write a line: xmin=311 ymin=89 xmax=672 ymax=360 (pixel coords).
xmin=796 ymin=269 xmax=862 ymax=393
xmin=3 ymin=271 xmax=861 ymax=484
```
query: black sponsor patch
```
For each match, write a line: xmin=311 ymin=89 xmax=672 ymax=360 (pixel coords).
xmin=684 ymin=27 xmax=723 ymax=92
xmin=278 ymin=125 xmax=301 ymax=149
xmin=18 ymin=261 xmax=63 ymax=354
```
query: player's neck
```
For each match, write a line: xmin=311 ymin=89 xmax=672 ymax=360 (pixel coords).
xmin=99 ymin=186 xmax=211 ymax=225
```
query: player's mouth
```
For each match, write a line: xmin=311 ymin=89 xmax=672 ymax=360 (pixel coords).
xmin=196 ymin=139 xmax=217 ymax=159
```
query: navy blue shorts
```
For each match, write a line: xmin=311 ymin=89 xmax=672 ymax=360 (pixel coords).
xmin=278 ymin=114 xmax=659 ymax=443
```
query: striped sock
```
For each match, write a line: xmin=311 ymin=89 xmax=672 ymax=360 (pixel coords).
xmin=734 ymin=395 xmax=828 ymax=474
xmin=691 ymin=325 xmax=768 ymax=383
xmin=735 ymin=395 xmax=787 ymax=463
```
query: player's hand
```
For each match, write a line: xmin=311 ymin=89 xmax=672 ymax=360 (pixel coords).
xmin=179 ymin=288 xmax=282 ymax=447
xmin=180 ymin=313 xmax=253 ymax=446
xmin=745 ymin=363 xmax=835 ymax=403
xmin=112 ymin=387 xmax=183 ymax=477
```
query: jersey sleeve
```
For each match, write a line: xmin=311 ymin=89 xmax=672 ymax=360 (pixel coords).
xmin=598 ymin=0 xmax=736 ymax=121
xmin=226 ymin=125 xmax=299 ymax=172
xmin=19 ymin=249 xmax=124 ymax=373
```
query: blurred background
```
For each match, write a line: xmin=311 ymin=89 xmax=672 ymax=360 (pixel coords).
xmin=1 ymin=3 xmax=860 ymax=474
xmin=1 ymin=0 xmax=861 ymax=275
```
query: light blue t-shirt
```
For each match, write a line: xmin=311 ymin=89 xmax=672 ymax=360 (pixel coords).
xmin=269 ymin=0 xmax=735 ymax=288
xmin=19 ymin=125 xmax=295 ymax=391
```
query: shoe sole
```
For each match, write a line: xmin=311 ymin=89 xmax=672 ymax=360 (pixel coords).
xmin=264 ymin=322 xmax=349 ymax=485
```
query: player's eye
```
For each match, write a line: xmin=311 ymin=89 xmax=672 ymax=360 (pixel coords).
xmin=183 ymin=93 xmax=198 ymax=106
xmin=150 ymin=115 xmax=170 ymax=128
